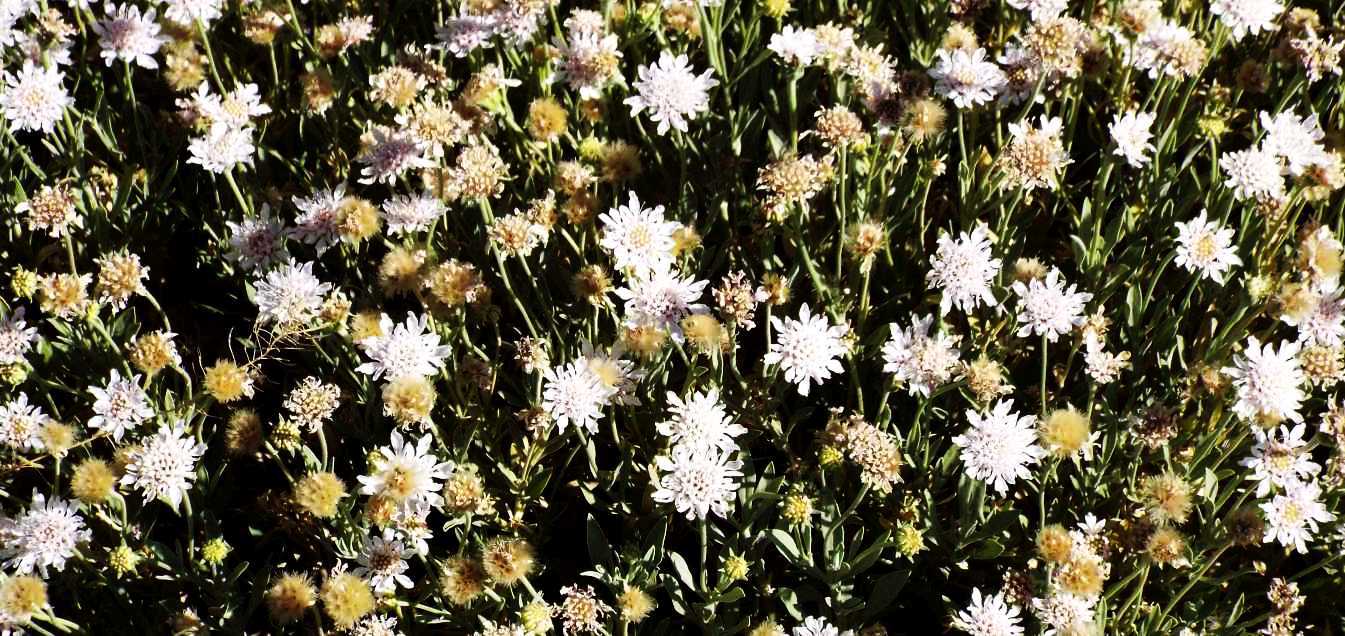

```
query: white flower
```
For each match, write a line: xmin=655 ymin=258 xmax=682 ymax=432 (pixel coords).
xmin=356 ymin=313 xmax=452 ymax=381
xmin=1220 ymin=146 xmax=1284 ymax=202
xmin=952 ymin=588 xmax=1024 ymax=636
xmin=1109 ymin=111 xmax=1156 ymax=168
xmin=553 ymin=30 xmax=623 ymax=99
xmin=769 ymin=26 xmax=819 ymax=66
xmin=1261 ymin=481 xmax=1334 ymax=553
xmin=792 ymin=616 xmax=848 ymax=636
xmin=1301 ymin=226 xmax=1344 ymax=289
xmin=121 ymin=422 xmax=208 ymax=508
xmin=652 ymin=444 xmax=743 ymax=520
xmin=88 ymin=370 xmax=154 ymax=441
xmin=598 ymin=192 xmax=678 ymax=276
xmin=190 ymin=82 xmax=271 ymax=129
xmin=1174 ymin=211 xmax=1241 ymax=284
xmin=1282 ymin=285 xmax=1345 ymax=346
xmin=580 ymin=341 xmax=643 ymax=406
xmin=1129 ymin=20 xmax=1205 ymax=79
xmin=1211 ymin=0 xmax=1283 ymax=41
xmin=0 ymin=307 xmax=38 ymax=365
xmin=358 ymin=430 xmax=454 ymax=508
xmin=226 ymin=205 xmax=287 ymax=272
xmin=435 ymin=11 xmax=499 ymax=58
xmin=290 ymin=185 xmax=345 ymax=254
xmin=1223 ymin=337 xmax=1305 ymax=424
xmin=381 ymin=192 xmax=446 ymax=236
xmin=929 ymin=48 xmax=1006 ymax=109
xmin=1 ymin=61 xmax=72 ymax=133
xmin=1005 ymin=0 xmax=1067 ymax=20
xmin=1259 ymin=109 xmax=1329 ymax=176
xmin=0 ymin=393 xmax=49 ymax=452
xmin=0 ymin=492 xmax=90 ymax=577
xmin=353 ymin=530 xmax=415 ymax=595
xmin=94 ymin=3 xmax=165 ymax=69
xmin=1083 ymin=335 xmax=1130 ymax=385
xmin=542 ymin=359 xmax=617 ymax=434
xmin=1010 ymin=268 xmax=1091 ymax=342
xmin=625 ymin=51 xmax=718 ymax=135
xmin=1031 ymin=593 xmax=1094 ymax=636
xmin=352 ymin=615 xmax=404 ymax=636
xmin=357 ymin=126 xmax=432 ymax=185
xmin=882 ymin=314 xmax=962 ymax=397
xmin=954 ymin=399 xmax=1046 ymax=495
xmin=162 ymin=0 xmax=222 ymax=25
xmin=253 ymin=260 xmax=332 ymax=326
xmin=614 ymin=268 xmax=709 ymax=341
xmin=1240 ymin=424 xmax=1319 ymax=497
xmin=765 ymin=303 xmax=848 ymax=396
xmin=927 ymin=223 xmax=1001 ymax=315
xmin=188 ymin=123 xmax=256 ymax=174
xmin=656 ymin=389 xmax=746 ymax=454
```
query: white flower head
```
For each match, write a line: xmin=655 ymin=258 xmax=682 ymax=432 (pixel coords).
xmin=1005 ymin=0 xmax=1067 ymax=20
xmin=954 ymin=399 xmax=1046 ymax=495
xmin=1010 ymin=268 xmax=1091 ymax=342
xmin=769 ymin=26 xmax=819 ymax=66
xmin=1109 ymin=110 xmax=1156 ymax=168
xmin=553 ymin=30 xmax=624 ymax=99
xmin=88 ymin=370 xmax=154 ymax=441
xmin=1211 ymin=0 xmax=1284 ymax=41
xmin=1174 ymin=211 xmax=1242 ymax=284
xmin=0 ymin=491 xmax=90 ymax=577
xmin=1222 ymin=337 xmax=1305 ymax=424
xmin=1 ymin=61 xmax=72 ymax=134
xmin=253 ymin=260 xmax=332 ymax=327
xmin=882 ymin=314 xmax=962 ymax=397
xmin=928 ymin=223 xmax=1001 ymax=315
xmin=1031 ymin=592 xmax=1094 ymax=636
xmin=0 ymin=307 xmax=38 ymax=365
xmin=162 ymin=0 xmax=222 ymax=25
xmin=1240 ymin=424 xmax=1319 ymax=497
xmin=1261 ymin=481 xmax=1334 ymax=553
xmin=289 ymin=185 xmax=345 ymax=254
xmin=1282 ymin=285 xmax=1345 ymax=346
xmin=1220 ymin=146 xmax=1284 ymax=202
xmin=652 ymin=444 xmax=743 ymax=520
xmin=765 ymin=303 xmax=848 ymax=396
xmin=356 ymin=313 xmax=452 ymax=381
xmin=929 ymin=48 xmax=1006 ymax=109
xmin=1260 ymin=109 xmax=1329 ymax=176
xmin=792 ymin=616 xmax=847 ymax=636
xmin=94 ymin=3 xmax=165 ymax=69
xmin=599 ymin=192 xmax=679 ymax=276
xmin=625 ymin=51 xmax=718 ymax=135
xmin=656 ymin=389 xmax=746 ymax=454
xmin=381 ymin=192 xmax=446 ymax=236
xmin=358 ymin=430 xmax=454 ymax=509
xmin=357 ymin=126 xmax=432 ymax=185
xmin=0 ymin=393 xmax=50 ymax=452
xmin=952 ymin=588 xmax=1025 ymax=636
xmin=188 ymin=123 xmax=256 ymax=174
xmin=542 ymin=358 xmax=617 ymax=434
xmin=614 ymin=268 xmax=709 ymax=341
xmin=353 ymin=530 xmax=415 ymax=595
xmin=121 ymin=421 xmax=208 ymax=509
xmin=226 ymin=205 xmax=288 ymax=272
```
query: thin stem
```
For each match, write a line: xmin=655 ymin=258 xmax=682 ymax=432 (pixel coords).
xmin=1040 ymin=334 xmax=1049 ymax=413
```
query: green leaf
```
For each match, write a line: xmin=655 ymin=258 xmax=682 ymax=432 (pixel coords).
xmin=769 ymin=528 xmax=802 ymax=563
xmin=585 ymin=514 xmax=614 ymax=568
xmin=863 ymin=570 xmax=910 ymax=620
xmin=669 ymin=552 xmax=697 ymax=591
